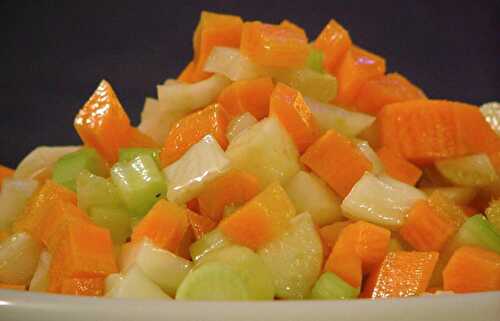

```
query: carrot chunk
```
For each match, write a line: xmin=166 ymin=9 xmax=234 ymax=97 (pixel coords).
xmin=217 ymin=77 xmax=274 ymax=120
xmin=197 ymin=169 xmax=261 ymax=222
xmin=354 ymin=73 xmax=426 ymax=115
xmin=60 ymin=277 xmax=105 ymax=296
xmin=131 ymin=199 xmax=189 ymax=253
xmin=319 ymin=220 xmax=352 ymax=258
xmin=0 ymin=283 xmax=25 ymax=291
xmin=443 ymin=246 xmax=500 ymax=293
xmin=159 ymin=103 xmax=229 ymax=167
xmin=0 ymin=165 xmax=14 ymax=190
xmin=269 ymin=83 xmax=321 ymax=153
xmin=14 ymin=180 xmax=77 ymax=239
xmin=192 ymin=11 xmax=243 ymax=82
xmin=333 ymin=46 xmax=386 ymax=107
xmin=240 ymin=21 xmax=309 ymax=68
xmin=178 ymin=61 xmax=196 ymax=83
xmin=376 ymin=146 xmax=422 ymax=185
xmin=362 ymin=251 xmax=439 ymax=298
xmin=219 ymin=182 xmax=295 ymax=250
xmin=187 ymin=211 xmax=217 ymax=240
xmin=74 ymin=80 xmax=132 ymax=164
xmin=378 ymin=100 xmax=500 ymax=165
xmin=301 ymin=129 xmax=372 ymax=197
xmin=313 ymin=19 xmax=352 ymax=75
xmin=126 ymin=128 xmax=160 ymax=149
xmin=279 ymin=20 xmax=307 ymax=38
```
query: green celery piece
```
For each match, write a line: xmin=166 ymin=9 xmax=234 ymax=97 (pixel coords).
xmin=189 ymin=229 xmax=232 ymax=262
xmin=274 ymin=68 xmax=337 ymax=103
xmin=484 ymin=200 xmax=500 ymax=233
xmin=306 ymin=48 xmax=325 ymax=74
xmin=52 ymin=148 xmax=106 ymax=191
xmin=453 ymin=214 xmax=500 ymax=254
xmin=119 ymin=148 xmax=160 ymax=164
xmin=88 ymin=206 xmax=131 ymax=244
xmin=110 ymin=154 xmax=167 ymax=220
xmin=76 ymin=170 xmax=124 ymax=212
xmin=310 ymin=272 xmax=359 ymax=300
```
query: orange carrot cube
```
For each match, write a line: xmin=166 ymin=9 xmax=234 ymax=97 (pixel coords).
xmin=177 ymin=61 xmax=196 ymax=83
xmin=126 ymin=128 xmax=160 ymax=149
xmin=319 ymin=220 xmax=352 ymax=258
xmin=279 ymin=20 xmax=307 ymax=38
xmin=187 ymin=211 xmax=217 ymax=240
xmin=376 ymin=146 xmax=422 ymax=185
xmin=60 ymin=277 xmax=105 ymax=296
xmin=313 ymin=19 xmax=352 ymax=74
xmin=0 ymin=165 xmax=14 ymax=190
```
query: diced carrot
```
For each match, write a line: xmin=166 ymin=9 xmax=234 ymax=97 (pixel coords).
xmin=461 ymin=205 xmax=478 ymax=217
xmin=39 ymin=200 xmax=91 ymax=253
xmin=187 ymin=211 xmax=217 ymax=240
xmin=362 ymin=251 xmax=439 ymax=298
xmin=74 ymin=80 xmax=132 ymax=164
xmin=48 ymin=222 xmax=117 ymax=292
xmin=219 ymin=182 xmax=295 ymax=250
xmin=443 ymin=246 xmax=500 ymax=293
xmin=378 ymin=100 xmax=500 ymax=165
xmin=131 ymin=199 xmax=189 ymax=254
xmin=175 ymin=227 xmax=195 ymax=260
xmin=60 ymin=277 xmax=105 ymax=296
xmin=319 ymin=221 xmax=352 ymax=250
xmin=279 ymin=20 xmax=307 ymax=38
xmin=325 ymin=244 xmax=363 ymax=289
xmin=376 ymin=146 xmax=422 ymax=185
xmin=313 ymin=19 xmax=352 ymax=75
xmin=0 ymin=283 xmax=25 ymax=291
xmin=333 ymin=46 xmax=386 ymax=107
xmin=0 ymin=230 xmax=9 ymax=242
xmin=14 ymin=180 xmax=77 ymax=239
xmin=125 ymin=128 xmax=161 ymax=149
xmin=0 ymin=165 xmax=14 ymax=190
xmin=192 ymin=11 xmax=243 ymax=82
xmin=197 ymin=169 xmax=261 ymax=222
xmin=240 ymin=21 xmax=309 ymax=68
xmin=186 ymin=198 xmax=200 ymax=213
xmin=178 ymin=61 xmax=196 ymax=83
xmin=159 ymin=103 xmax=229 ymax=167
xmin=354 ymin=73 xmax=426 ymax=115
xmin=301 ymin=129 xmax=372 ymax=197
xmin=269 ymin=83 xmax=321 ymax=153
xmin=217 ymin=77 xmax=274 ymax=120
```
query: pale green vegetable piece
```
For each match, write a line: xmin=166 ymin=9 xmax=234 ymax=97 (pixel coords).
xmin=274 ymin=68 xmax=337 ymax=103
xmin=310 ymin=272 xmax=359 ymax=300
xmin=105 ymin=266 xmax=171 ymax=299
xmin=76 ymin=170 xmax=124 ymax=212
xmin=14 ymin=145 xmax=80 ymax=179
xmin=0 ymin=178 xmax=38 ymax=230
xmin=0 ymin=232 xmax=42 ymax=285
xmin=189 ymin=228 xmax=233 ymax=262
xmin=29 ymin=251 xmax=51 ymax=292
xmin=226 ymin=112 xmax=258 ymax=142
xmin=480 ymin=101 xmax=500 ymax=135
xmin=435 ymin=154 xmax=498 ymax=187
xmin=420 ymin=187 xmax=478 ymax=206
xmin=203 ymin=47 xmax=263 ymax=81
xmin=88 ymin=207 xmax=131 ymax=244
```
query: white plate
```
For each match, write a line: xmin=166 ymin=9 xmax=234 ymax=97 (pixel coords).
xmin=1 ymin=290 xmax=499 ymax=321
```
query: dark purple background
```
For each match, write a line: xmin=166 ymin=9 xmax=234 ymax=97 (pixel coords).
xmin=1 ymin=0 xmax=499 ymax=168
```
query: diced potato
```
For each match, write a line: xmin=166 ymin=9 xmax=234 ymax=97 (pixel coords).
xmin=14 ymin=146 xmax=80 ymax=180
xmin=258 ymin=213 xmax=323 ymax=299
xmin=105 ymin=265 xmax=171 ymax=299
xmin=157 ymin=74 xmax=231 ymax=113
xmin=226 ymin=112 xmax=258 ymax=142
xmin=226 ymin=117 xmax=300 ymax=186
xmin=204 ymin=47 xmax=264 ymax=81
xmin=29 ymin=251 xmax=51 ymax=292
xmin=120 ymin=239 xmax=192 ymax=296
xmin=353 ymin=139 xmax=384 ymax=175
xmin=163 ymin=135 xmax=231 ymax=204
xmin=342 ymin=172 xmax=426 ymax=229
xmin=480 ymin=101 xmax=500 ymax=136
xmin=285 ymin=171 xmax=342 ymax=226
xmin=0 ymin=178 xmax=39 ymax=230
xmin=435 ymin=154 xmax=499 ymax=187
xmin=420 ymin=187 xmax=478 ymax=205
xmin=304 ymin=97 xmax=375 ymax=137
xmin=0 ymin=232 xmax=42 ymax=285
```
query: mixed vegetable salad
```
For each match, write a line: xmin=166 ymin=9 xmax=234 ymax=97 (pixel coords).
xmin=0 ymin=11 xmax=499 ymax=301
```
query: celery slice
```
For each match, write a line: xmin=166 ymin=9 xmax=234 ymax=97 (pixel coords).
xmin=119 ymin=148 xmax=160 ymax=164
xmin=105 ymin=266 xmax=171 ymax=299
xmin=306 ymin=48 xmax=325 ymax=74
xmin=189 ymin=228 xmax=232 ymax=262
xmin=310 ymin=272 xmax=359 ymax=300
xmin=52 ymin=148 xmax=106 ymax=191
xmin=435 ymin=154 xmax=498 ymax=187
xmin=274 ymin=68 xmax=337 ymax=103
xmin=453 ymin=214 xmax=500 ymax=254
xmin=76 ymin=170 xmax=124 ymax=212
xmin=88 ymin=207 xmax=131 ymax=244
xmin=111 ymin=155 xmax=167 ymax=220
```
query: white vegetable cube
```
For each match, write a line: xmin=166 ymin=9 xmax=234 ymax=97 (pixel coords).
xmin=29 ymin=251 xmax=51 ymax=292
xmin=0 ymin=178 xmax=39 ymax=230
xmin=14 ymin=145 xmax=80 ymax=179
xmin=304 ymin=97 xmax=375 ymax=137
xmin=258 ymin=212 xmax=323 ymax=299
xmin=226 ymin=117 xmax=300 ymax=186
xmin=341 ymin=172 xmax=426 ymax=229
xmin=285 ymin=171 xmax=342 ymax=226
xmin=0 ymin=232 xmax=42 ymax=285
xmin=105 ymin=265 xmax=171 ymax=299
xmin=226 ymin=112 xmax=258 ymax=142
xmin=435 ymin=154 xmax=499 ymax=187
xmin=203 ymin=47 xmax=263 ymax=81
xmin=120 ymin=239 xmax=192 ymax=296
xmin=480 ymin=101 xmax=500 ymax=135
xmin=354 ymin=140 xmax=384 ymax=175
xmin=163 ymin=135 xmax=231 ymax=204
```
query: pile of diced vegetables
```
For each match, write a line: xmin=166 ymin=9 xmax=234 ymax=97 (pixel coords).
xmin=1 ymin=11 xmax=499 ymax=300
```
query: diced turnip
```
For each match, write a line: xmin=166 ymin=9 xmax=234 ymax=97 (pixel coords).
xmin=257 ymin=212 xmax=323 ymax=299
xmin=203 ymin=47 xmax=263 ymax=81
xmin=285 ymin=171 xmax=342 ymax=226
xmin=105 ymin=265 xmax=171 ymax=299
xmin=226 ymin=117 xmax=300 ymax=186
xmin=304 ymin=97 xmax=375 ymax=137
xmin=163 ymin=135 xmax=231 ymax=204
xmin=480 ymin=101 xmax=500 ymax=136
xmin=435 ymin=154 xmax=499 ymax=187
xmin=341 ymin=172 xmax=426 ymax=229
xmin=0 ymin=232 xmax=42 ymax=285
xmin=0 ymin=178 xmax=39 ymax=230
xmin=353 ymin=139 xmax=384 ymax=175
xmin=14 ymin=146 xmax=80 ymax=180
xmin=226 ymin=112 xmax=258 ymax=142
xmin=29 ymin=251 xmax=51 ymax=292
xmin=120 ymin=239 xmax=192 ymax=296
